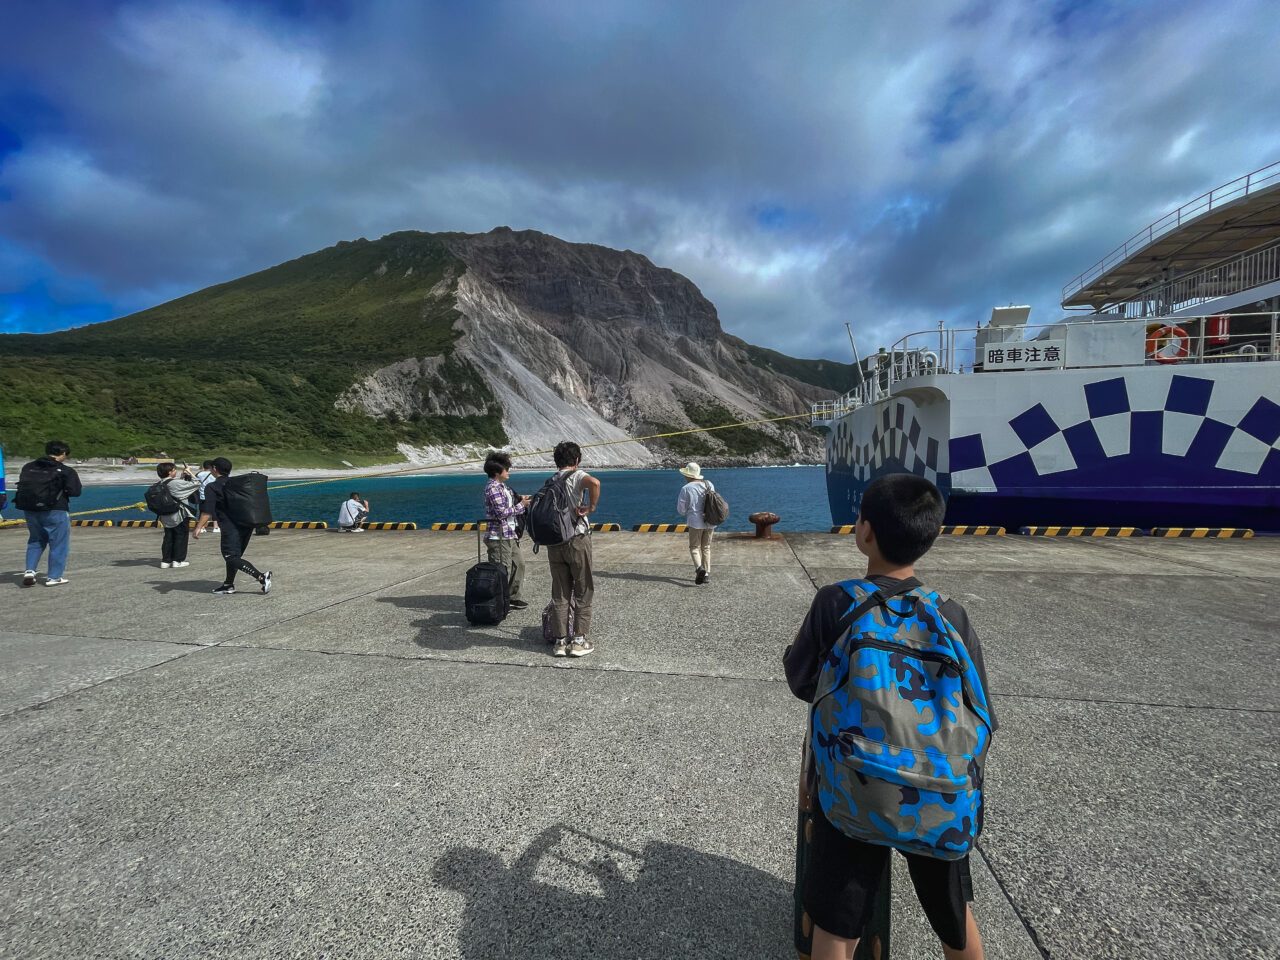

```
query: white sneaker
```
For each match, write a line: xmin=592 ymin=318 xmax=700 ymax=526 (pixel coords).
xmin=22 ymin=570 xmax=36 ymax=587
xmin=160 ymin=561 xmax=172 ymax=568
xmin=352 ymin=527 xmax=365 ymax=533
xmin=171 ymin=561 xmax=190 ymax=568
xmin=45 ymin=578 xmax=69 ymax=586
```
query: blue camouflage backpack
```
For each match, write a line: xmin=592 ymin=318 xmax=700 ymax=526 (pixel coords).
xmin=810 ymin=578 xmax=993 ymax=860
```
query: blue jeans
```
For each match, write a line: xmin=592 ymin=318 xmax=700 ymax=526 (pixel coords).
xmin=25 ymin=510 xmax=71 ymax=579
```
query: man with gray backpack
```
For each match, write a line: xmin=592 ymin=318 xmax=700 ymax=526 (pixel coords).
xmin=527 ymin=441 xmax=600 ymax=658
xmin=675 ymin=461 xmax=726 ymax=584
xmin=783 ymin=474 xmax=997 ymax=960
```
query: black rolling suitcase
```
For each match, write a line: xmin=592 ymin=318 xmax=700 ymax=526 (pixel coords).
xmin=465 ymin=523 xmax=509 ymax=625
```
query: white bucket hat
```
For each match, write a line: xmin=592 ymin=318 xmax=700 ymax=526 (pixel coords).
xmin=678 ymin=462 xmax=703 ymax=480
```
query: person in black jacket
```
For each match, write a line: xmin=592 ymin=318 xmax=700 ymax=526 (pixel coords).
xmin=18 ymin=440 xmax=83 ymax=587
xmin=192 ymin=457 xmax=272 ymax=595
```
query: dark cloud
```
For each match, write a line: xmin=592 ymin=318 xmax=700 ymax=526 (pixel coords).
xmin=0 ymin=0 xmax=1277 ymax=360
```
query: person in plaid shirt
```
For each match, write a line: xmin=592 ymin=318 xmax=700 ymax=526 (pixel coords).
xmin=483 ymin=452 xmax=531 ymax=609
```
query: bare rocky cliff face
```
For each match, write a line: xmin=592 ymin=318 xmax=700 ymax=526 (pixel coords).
xmin=337 ymin=228 xmax=835 ymax=467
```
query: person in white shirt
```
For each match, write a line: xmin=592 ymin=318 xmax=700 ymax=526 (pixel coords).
xmin=676 ymin=461 xmax=717 ymax=584
xmin=338 ymin=492 xmax=370 ymax=532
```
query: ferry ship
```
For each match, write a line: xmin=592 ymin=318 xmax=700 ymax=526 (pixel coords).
xmin=814 ymin=162 xmax=1280 ymax=532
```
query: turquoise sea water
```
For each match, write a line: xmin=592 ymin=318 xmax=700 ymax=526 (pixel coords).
xmin=63 ymin=466 xmax=833 ymax=532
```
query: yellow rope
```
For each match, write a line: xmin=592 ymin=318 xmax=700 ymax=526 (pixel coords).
xmin=266 ymin=407 xmax=837 ymax=491
xmin=1 ymin=407 xmax=845 ymax=518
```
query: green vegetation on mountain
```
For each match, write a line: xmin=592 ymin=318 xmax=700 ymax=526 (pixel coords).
xmin=1 ymin=228 xmax=838 ymax=463
xmin=0 ymin=233 xmax=507 ymax=459
xmin=743 ymin=344 xmax=858 ymax=393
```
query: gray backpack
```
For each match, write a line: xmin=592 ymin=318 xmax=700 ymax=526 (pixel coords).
xmin=701 ymin=481 xmax=729 ymax=526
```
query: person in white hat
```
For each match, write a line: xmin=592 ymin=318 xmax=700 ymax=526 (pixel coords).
xmin=676 ymin=461 xmax=716 ymax=584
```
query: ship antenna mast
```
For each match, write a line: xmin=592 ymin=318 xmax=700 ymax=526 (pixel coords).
xmin=845 ymin=322 xmax=865 ymax=384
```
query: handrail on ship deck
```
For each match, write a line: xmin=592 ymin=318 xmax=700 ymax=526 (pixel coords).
xmin=810 ymin=313 xmax=1280 ymax=426
xmin=1061 ymin=160 xmax=1280 ymax=303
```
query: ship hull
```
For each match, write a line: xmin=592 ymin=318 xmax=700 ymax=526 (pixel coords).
xmin=825 ymin=363 xmax=1280 ymax=532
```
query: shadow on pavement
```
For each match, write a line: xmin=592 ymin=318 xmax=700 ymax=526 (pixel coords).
xmin=111 ymin=558 xmax=167 ymax=568
xmin=377 ymin=594 xmax=546 ymax=655
xmin=594 ymin=570 xmax=695 ymax=587
xmin=434 ymin=824 xmax=791 ymax=959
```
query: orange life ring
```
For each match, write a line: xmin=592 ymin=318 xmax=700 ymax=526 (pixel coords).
xmin=1145 ymin=324 xmax=1190 ymax=363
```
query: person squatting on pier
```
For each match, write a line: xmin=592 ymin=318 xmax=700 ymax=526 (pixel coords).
xmin=546 ymin=441 xmax=600 ymax=658
xmin=338 ymin=492 xmax=370 ymax=532
xmin=483 ymin=452 xmax=530 ymax=609
xmin=17 ymin=440 xmax=82 ymax=587
xmin=675 ymin=461 xmax=717 ymax=584
xmin=783 ymin=474 xmax=997 ymax=960
xmin=193 ymin=457 xmax=272 ymax=595
xmin=155 ymin=462 xmax=201 ymax=568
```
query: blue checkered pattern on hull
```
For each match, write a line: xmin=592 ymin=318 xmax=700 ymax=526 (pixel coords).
xmin=948 ymin=375 xmax=1280 ymax=490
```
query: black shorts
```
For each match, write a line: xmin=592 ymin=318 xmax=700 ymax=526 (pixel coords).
xmin=802 ymin=803 xmax=971 ymax=950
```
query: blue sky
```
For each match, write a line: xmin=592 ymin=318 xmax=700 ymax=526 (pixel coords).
xmin=1 ymin=0 xmax=1277 ymax=361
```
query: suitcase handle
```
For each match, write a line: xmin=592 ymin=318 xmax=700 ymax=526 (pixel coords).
xmin=476 ymin=518 xmax=489 ymax=564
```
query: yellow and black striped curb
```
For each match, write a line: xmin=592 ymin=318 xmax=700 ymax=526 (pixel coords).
xmin=829 ymin=525 xmax=1006 ymax=535
xmin=592 ymin=523 xmax=621 ymax=531
xmin=1019 ymin=526 xmax=1145 ymax=537
xmin=71 ymin=519 xmax=114 ymax=527
xmin=632 ymin=523 xmax=688 ymax=532
xmin=361 ymin=522 xmax=418 ymax=530
xmin=269 ymin=521 xmax=327 ymax=529
xmin=1149 ymin=527 xmax=1254 ymax=538
xmin=117 ymin=520 xmax=162 ymax=528
xmin=431 ymin=522 xmax=482 ymax=531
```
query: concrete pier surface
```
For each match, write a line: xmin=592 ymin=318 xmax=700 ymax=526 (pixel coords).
xmin=2 ymin=527 xmax=1277 ymax=959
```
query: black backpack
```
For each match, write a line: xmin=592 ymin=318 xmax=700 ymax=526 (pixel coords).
xmin=14 ymin=461 xmax=63 ymax=511
xmin=145 ymin=478 xmax=181 ymax=516
xmin=222 ymin=473 xmax=273 ymax=526
xmin=526 ymin=472 xmax=577 ymax=547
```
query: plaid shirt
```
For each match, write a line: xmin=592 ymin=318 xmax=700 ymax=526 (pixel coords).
xmin=484 ymin=478 xmax=523 ymax=540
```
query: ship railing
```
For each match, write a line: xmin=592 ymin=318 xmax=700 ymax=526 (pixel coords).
xmin=884 ymin=315 xmax=1279 ymax=385
xmin=1110 ymin=240 xmax=1280 ymax=319
xmin=1062 ymin=160 xmax=1280 ymax=302
xmin=810 ymin=376 xmax=889 ymax=425
xmin=813 ymin=314 xmax=1278 ymax=422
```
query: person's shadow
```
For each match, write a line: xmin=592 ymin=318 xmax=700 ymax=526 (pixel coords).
xmin=434 ymin=824 xmax=794 ymax=958
xmin=593 ymin=570 xmax=694 ymax=587
xmin=375 ymin=594 xmax=549 ymax=655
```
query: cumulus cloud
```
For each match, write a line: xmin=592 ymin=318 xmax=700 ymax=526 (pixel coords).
xmin=1 ymin=0 xmax=1278 ymax=361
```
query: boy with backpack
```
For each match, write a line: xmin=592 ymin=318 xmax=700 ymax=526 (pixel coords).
xmin=530 ymin=441 xmax=600 ymax=658
xmin=148 ymin=462 xmax=202 ymax=568
xmin=783 ymin=474 xmax=997 ymax=960
xmin=17 ymin=440 xmax=82 ymax=587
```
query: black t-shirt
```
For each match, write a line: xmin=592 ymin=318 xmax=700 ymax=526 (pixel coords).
xmin=783 ymin=575 xmax=997 ymax=732
xmin=201 ymin=475 xmax=231 ymax=523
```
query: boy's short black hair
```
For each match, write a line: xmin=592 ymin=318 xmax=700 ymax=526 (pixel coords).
xmin=484 ymin=452 xmax=512 ymax=478
xmin=157 ymin=462 xmax=176 ymax=478
xmin=212 ymin=457 xmax=233 ymax=475
xmin=349 ymin=492 xmax=361 ymax=499
xmin=553 ymin=441 xmax=582 ymax=469
xmin=46 ymin=440 xmax=70 ymax=457
xmin=859 ymin=473 xmax=945 ymax=566
xmin=202 ymin=460 xmax=215 ymax=469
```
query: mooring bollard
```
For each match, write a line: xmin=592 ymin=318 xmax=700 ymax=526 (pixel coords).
xmin=749 ymin=511 xmax=780 ymax=538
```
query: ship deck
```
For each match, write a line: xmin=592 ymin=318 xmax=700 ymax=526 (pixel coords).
xmin=3 ymin=527 xmax=1277 ymax=959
